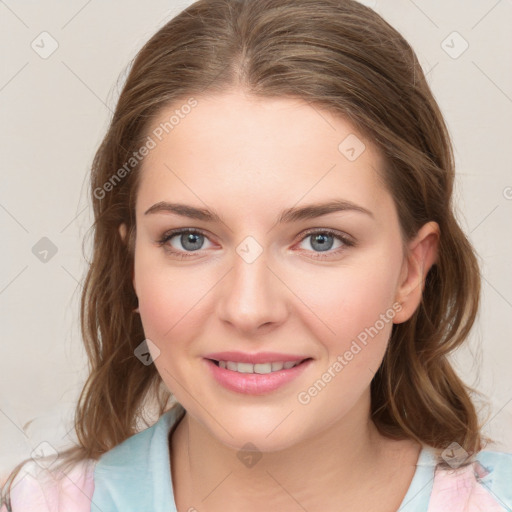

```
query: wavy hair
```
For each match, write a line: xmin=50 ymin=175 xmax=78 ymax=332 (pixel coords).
xmin=2 ymin=0 xmax=490 ymax=505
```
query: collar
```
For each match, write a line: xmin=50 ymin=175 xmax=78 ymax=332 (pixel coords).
xmin=91 ymin=404 xmax=185 ymax=512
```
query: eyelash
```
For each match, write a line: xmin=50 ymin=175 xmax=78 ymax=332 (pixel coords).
xmin=157 ymin=228 xmax=355 ymax=260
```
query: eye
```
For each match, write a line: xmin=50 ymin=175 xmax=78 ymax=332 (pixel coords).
xmin=157 ymin=228 xmax=213 ymax=259
xmin=296 ymin=229 xmax=355 ymax=259
xmin=157 ymin=227 xmax=355 ymax=260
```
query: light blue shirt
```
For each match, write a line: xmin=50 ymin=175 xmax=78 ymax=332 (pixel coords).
xmin=90 ymin=405 xmax=512 ymax=511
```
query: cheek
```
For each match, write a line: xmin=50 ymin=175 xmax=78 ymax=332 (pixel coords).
xmin=134 ymin=257 xmax=208 ymax=397
xmin=295 ymin=261 xmax=399 ymax=339
xmin=291 ymin=264 xmax=400 ymax=413
xmin=286 ymin=252 xmax=402 ymax=380
xmin=133 ymin=249 xmax=208 ymax=347
xmin=137 ymin=279 xmax=206 ymax=340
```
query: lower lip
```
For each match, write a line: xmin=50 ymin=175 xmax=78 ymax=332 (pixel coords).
xmin=204 ymin=358 xmax=313 ymax=395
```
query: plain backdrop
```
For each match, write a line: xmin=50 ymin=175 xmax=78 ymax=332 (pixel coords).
xmin=1 ymin=0 xmax=511 ymax=476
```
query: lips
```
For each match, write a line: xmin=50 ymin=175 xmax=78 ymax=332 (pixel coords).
xmin=203 ymin=352 xmax=313 ymax=394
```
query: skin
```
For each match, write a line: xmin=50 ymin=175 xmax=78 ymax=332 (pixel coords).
xmin=119 ymin=89 xmax=439 ymax=512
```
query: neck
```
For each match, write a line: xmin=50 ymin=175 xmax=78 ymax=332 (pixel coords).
xmin=169 ymin=392 xmax=416 ymax=512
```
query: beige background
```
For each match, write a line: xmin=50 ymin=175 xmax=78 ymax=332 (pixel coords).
xmin=1 ymin=0 xmax=511 ymax=475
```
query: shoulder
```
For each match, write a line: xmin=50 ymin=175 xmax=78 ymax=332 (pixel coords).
xmin=95 ymin=405 xmax=185 ymax=472
xmin=428 ymin=449 xmax=512 ymax=512
xmin=1 ymin=458 xmax=96 ymax=512
xmin=92 ymin=406 xmax=185 ymax=510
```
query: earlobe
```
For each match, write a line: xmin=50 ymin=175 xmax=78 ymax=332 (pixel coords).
xmin=393 ymin=221 xmax=440 ymax=324
xmin=119 ymin=223 xmax=127 ymax=242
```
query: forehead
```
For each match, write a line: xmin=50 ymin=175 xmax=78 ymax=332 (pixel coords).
xmin=136 ymin=90 xmax=390 ymax=219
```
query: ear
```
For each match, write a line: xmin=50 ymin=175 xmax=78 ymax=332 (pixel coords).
xmin=393 ymin=221 xmax=440 ymax=324
xmin=118 ymin=223 xmax=137 ymax=295
xmin=118 ymin=223 xmax=127 ymax=242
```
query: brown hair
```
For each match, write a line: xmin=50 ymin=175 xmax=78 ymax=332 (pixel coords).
xmin=2 ymin=0 xmax=491 ymax=505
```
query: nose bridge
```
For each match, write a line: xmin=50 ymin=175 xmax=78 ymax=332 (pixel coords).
xmin=217 ymin=238 xmax=287 ymax=332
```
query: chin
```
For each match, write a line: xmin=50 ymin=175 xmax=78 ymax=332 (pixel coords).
xmin=223 ymin=432 xmax=299 ymax=454
xmin=204 ymin=414 xmax=308 ymax=454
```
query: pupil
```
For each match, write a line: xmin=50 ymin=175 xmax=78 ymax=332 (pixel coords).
xmin=312 ymin=233 xmax=333 ymax=252
xmin=183 ymin=233 xmax=202 ymax=251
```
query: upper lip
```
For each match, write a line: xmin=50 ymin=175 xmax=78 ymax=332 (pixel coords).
xmin=204 ymin=351 xmax=311 ymax=364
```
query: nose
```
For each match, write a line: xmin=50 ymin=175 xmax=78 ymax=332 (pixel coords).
xmin=216 ymin=247 xmax=289 ymax=335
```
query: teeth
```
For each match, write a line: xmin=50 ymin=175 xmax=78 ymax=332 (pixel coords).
xmin=217 ymin=360 xmax=303 ymax=374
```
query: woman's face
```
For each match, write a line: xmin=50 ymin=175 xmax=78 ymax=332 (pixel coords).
xmin=123 ymin=90 xmax=434 ymax=452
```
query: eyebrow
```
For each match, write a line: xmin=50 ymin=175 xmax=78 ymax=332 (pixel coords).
xmin=144 ymin=199 xmax=373 ymax=223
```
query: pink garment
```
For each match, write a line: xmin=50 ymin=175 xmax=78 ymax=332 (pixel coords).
xmin=428 ymin=460 xmax=507 ymax=512
xmin=1 ymin=456 xmax=507 ymax=511
xmin=1 ymin=460 xmax=95 ymax=512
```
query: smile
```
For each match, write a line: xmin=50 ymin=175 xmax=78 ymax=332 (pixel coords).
xmin=211 ymin=359 xmax=305 ymax=374
xmin=204 ymin=357 xmax=313 ymax=394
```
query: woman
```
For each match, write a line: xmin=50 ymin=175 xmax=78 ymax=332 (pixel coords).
xmin=2 ymin=0 xmax=511 ymax=510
